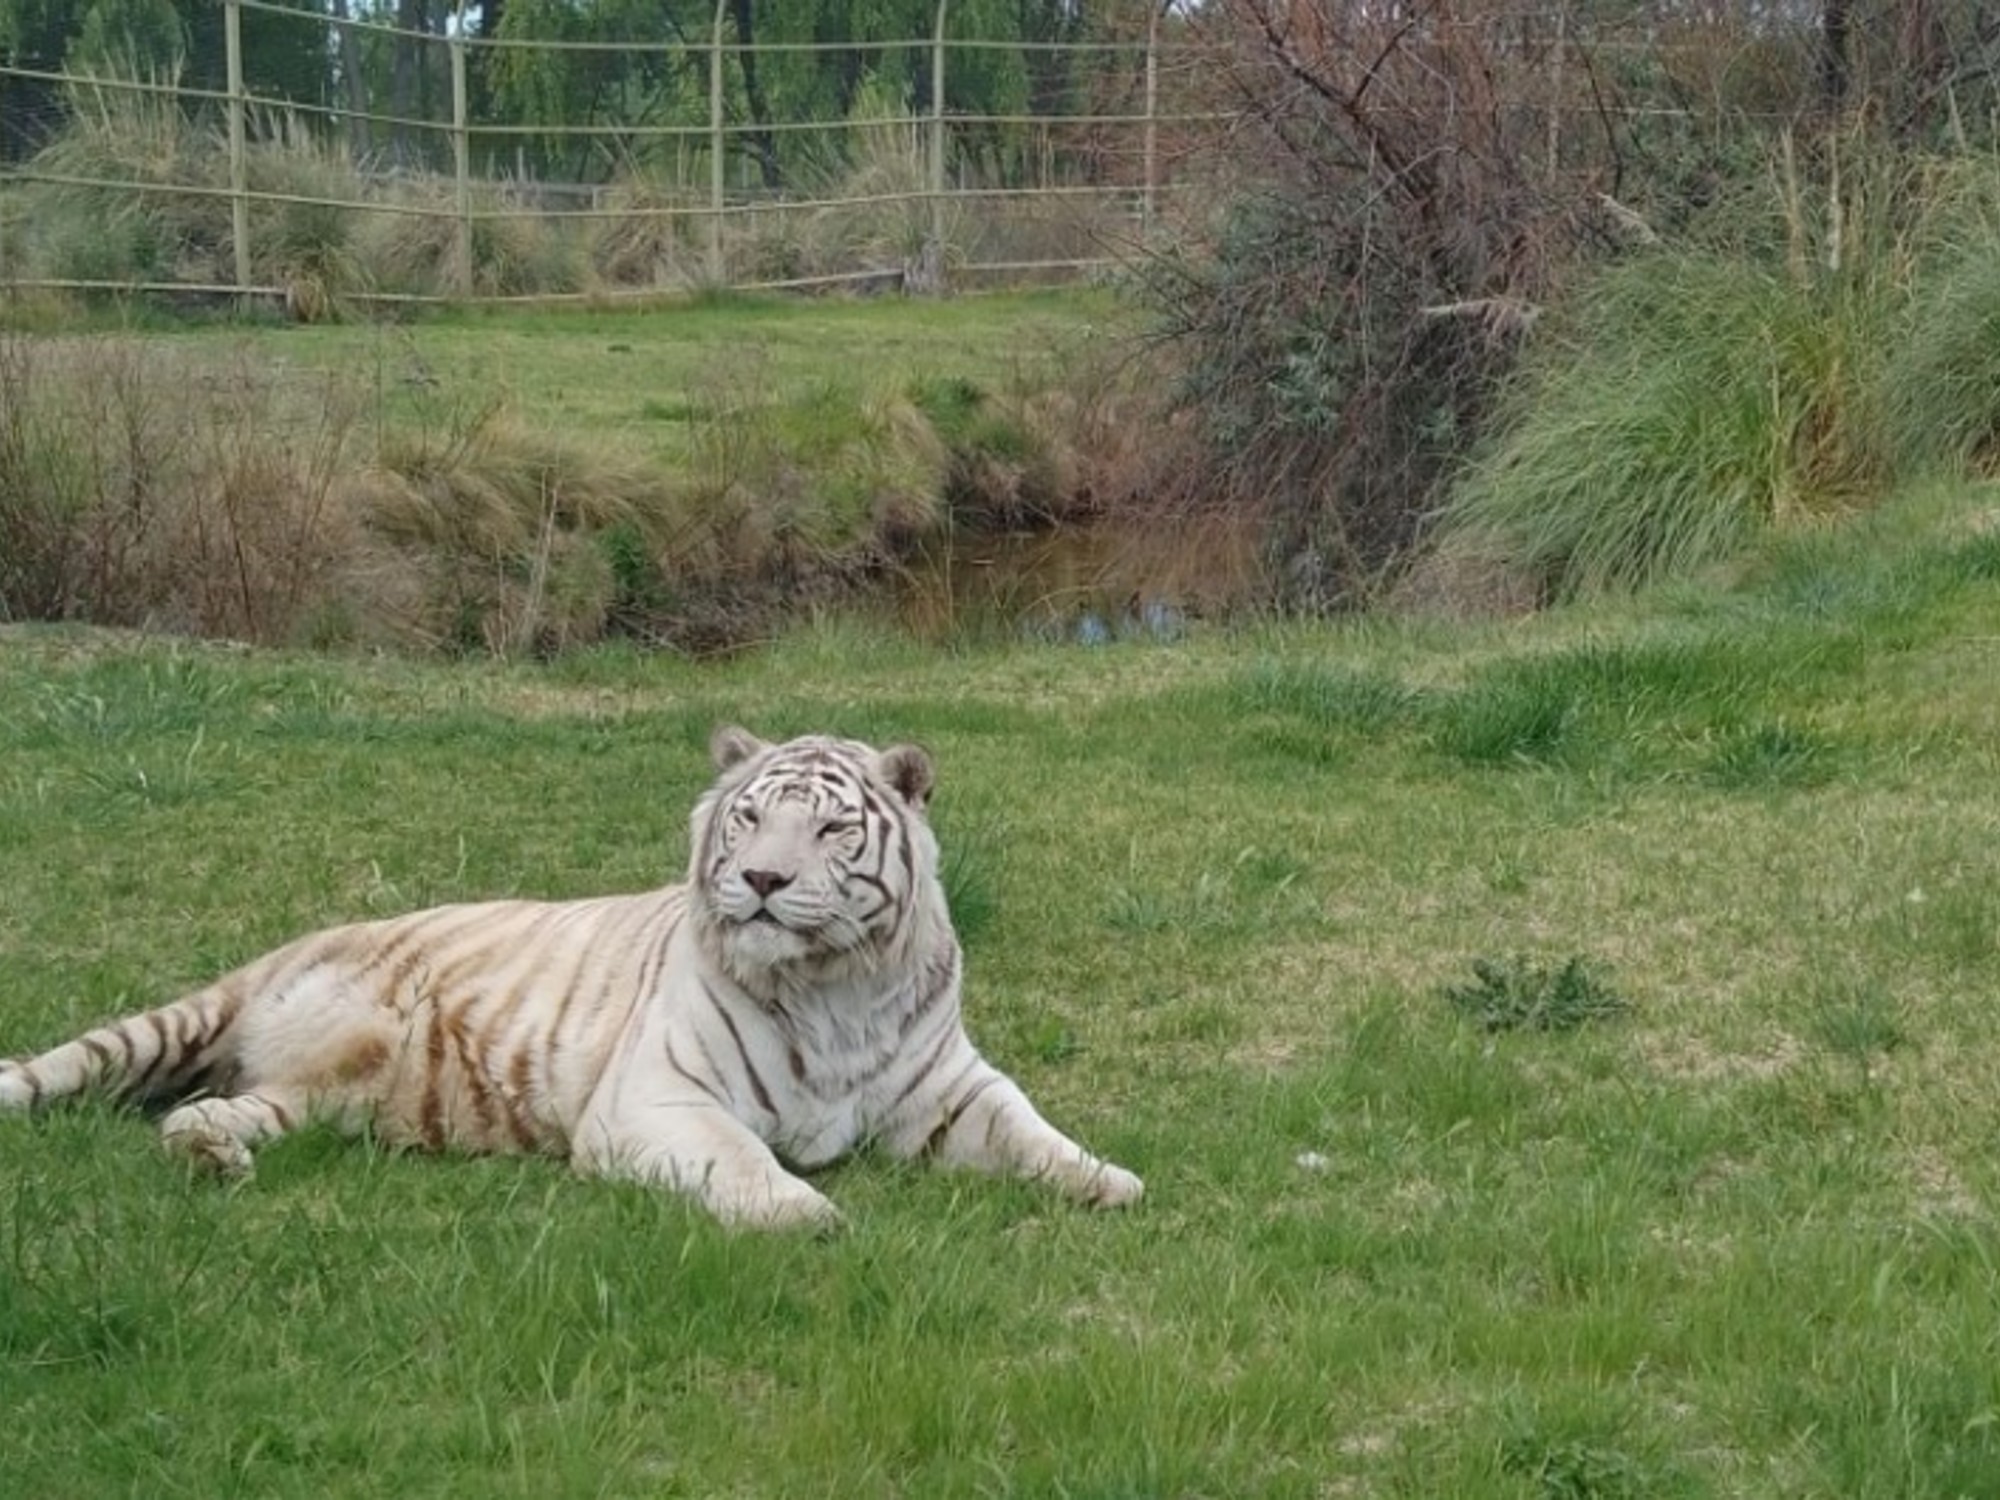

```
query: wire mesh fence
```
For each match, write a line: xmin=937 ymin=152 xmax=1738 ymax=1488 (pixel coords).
xmin=0 ymin=0 xmax=1964 ymax=312
xmin=0 ymin=0 xmax=1226 ymax=308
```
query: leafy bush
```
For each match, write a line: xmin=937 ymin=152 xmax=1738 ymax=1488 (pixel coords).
xmin=1143 ymin=187 xmax=1524 ymax=608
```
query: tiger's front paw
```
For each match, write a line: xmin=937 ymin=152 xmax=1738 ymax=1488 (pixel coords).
xmin=712 ymin=1179 xmax=844 ymax=1234
xmin=1071 ymin=1161 xmax=1143 ymax=1210
xmin=161 ymin=1120 xmax=256 ymax=1178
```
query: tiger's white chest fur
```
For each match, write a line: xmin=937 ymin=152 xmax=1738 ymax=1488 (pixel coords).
xmin=754 ymin=967 xmax=958 ymax=1167
xmin=584 ymin=924 xmax=965 ymax=1173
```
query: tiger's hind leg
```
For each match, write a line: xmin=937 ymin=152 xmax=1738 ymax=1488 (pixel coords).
xmin=0 ymin=1060 xmax=35 ymax=1112
xmin=159 ymin=1089 xmax=308 ymax=1178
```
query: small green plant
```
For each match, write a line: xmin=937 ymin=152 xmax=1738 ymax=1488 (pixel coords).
xmin=1702 ymin=718 xmax=1838 ymax=790
xmin=1443 ymin=954 xmax=1626 ymax=1032
xmin=1499 ymin=1431 xmax=1654 ymax=1500
xmin=1025 ymin=1016 xmax=1082 ymax=1065
xmin=1810 ymin=977 xmax=1906 ymax=1077
xmin=933 ymin=813 xmax=998 ymax=947
xmin=1430 ymin=668 xmax=1587 ymax=767
xmin=1237 ymin=660 xmax=1419 ymax=736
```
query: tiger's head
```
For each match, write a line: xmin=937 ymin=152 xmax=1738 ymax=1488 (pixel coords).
xmin=689 ymin=725 xmax=946 ymax=983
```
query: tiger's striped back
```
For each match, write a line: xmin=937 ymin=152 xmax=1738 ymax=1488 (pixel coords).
xmin=0 ymin=890 xmax=690 ymax=1158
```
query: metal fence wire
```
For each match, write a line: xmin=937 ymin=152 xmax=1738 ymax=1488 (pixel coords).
xmin=0 ymin=0 xmax=1222 ymax=306
xmin=0 ymin=0 xmax=1935 ymax=309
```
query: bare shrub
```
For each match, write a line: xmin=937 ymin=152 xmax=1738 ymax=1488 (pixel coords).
xmin=1134 ymin=0 xmax=1627 ymax=608
xmin=0 ymin=333 xmax=375 ymax=642
xmin=0 ymin=337 xmax=102 ymax=619
xmin=173 ymin=369 xmax=374 ymax=642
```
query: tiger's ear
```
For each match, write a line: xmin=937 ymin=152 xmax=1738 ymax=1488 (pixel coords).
xmin=876 ymin=743 xmax=934 ymax=809
xmin=711 ymin=725 xmax=768 ymax=771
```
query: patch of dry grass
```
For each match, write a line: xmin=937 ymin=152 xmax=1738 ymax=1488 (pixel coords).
xmin=0 ymin=293 xmax=1213 ymax=654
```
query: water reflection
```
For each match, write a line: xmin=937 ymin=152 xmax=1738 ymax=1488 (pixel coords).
xmin=897 ymin=515 xmax=1261 ymax=641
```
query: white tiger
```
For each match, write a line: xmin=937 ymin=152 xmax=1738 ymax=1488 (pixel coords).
xmin=0 ymin=726 xmax=1142 ymax=1230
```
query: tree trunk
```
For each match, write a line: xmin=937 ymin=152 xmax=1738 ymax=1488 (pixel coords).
xmin=391 ymin=0 xmax=425 ymax=165
xmin=728 ymin=0 xmax=784 ymax=191
xmin=328 ymin=0 xmax=371 ymax=157
xmin=1818 ymin=0 xmax=1851 ymax=111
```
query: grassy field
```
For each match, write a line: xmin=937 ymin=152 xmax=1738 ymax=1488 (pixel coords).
xmin=4 ymin=481 xmax=2000 ymax=1497
xmin=130 ymin=288 xmax=1127 ymax=472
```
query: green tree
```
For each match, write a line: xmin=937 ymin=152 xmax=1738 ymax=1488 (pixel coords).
xmin=1 ymin=0 xmax=76 ymax=155
xmin=486 ymin=0 xmax=704 ymax=179
xmin=1 ymin=0 xmax=333 ymax=159
xmin=69 ymin=0 xmax=182 ymax=76
xmin=480 ymin=0 xmax=1069 ymax=189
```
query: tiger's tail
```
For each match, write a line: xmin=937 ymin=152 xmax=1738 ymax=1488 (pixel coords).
xmin=0 ymin=984 xmax=245 ymax=1113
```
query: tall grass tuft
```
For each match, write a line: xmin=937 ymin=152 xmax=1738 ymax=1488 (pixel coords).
xmin=1437 ymin=134 xmax=1928 ymax=597
xmin=799 ymin=77 xmax=954 ymax=283
xmin=588 ymin=161 xmax=709 ymax=291
xmin=25 ymin=68 xmax=216 ymax=286
xmin=1879 ymin=152 xmax=2000 ymax=476
xmin=1438 ymin=249 xmax=1885 ymax=597
xmin=243 ymin=110 xmax=370 ymax=317
xmin=355 ymin=181 xmax=585 ymax=300
xmin=354 ymin=403 xmax=670 ymax=656
xmin=23 ymin=69 xmax=379 ymax=309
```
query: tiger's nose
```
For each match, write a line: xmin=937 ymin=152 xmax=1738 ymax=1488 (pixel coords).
xmin=742 ymin=868 xmax=794 ymax=898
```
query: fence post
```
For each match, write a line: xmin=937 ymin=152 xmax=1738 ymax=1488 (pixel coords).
xmin=451 ymin=0 xmax=472 ymax=298
xmin=1143 ymin=3 xmax=1160 ymax=236
xmin=0 ymin=69 xmax=8 ymax=292
xmin=225 ymin=0 xmax=251 ymax=293
xmin=925 ymin=0 xmax=947 ymax=291
xmin=710 ymin=0 xmax=728 ymax=286
xmin=1547 ymin=1 xmax=1567 ymax=175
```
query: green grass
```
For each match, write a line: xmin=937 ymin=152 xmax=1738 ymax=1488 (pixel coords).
xmin=152 ymin=288 xmax=1125 ymax=479
xmin=6 ymin=484 xmax=2000 ymax=1495
xmin=1437 ymin=248 xmax=1893 ymax=598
